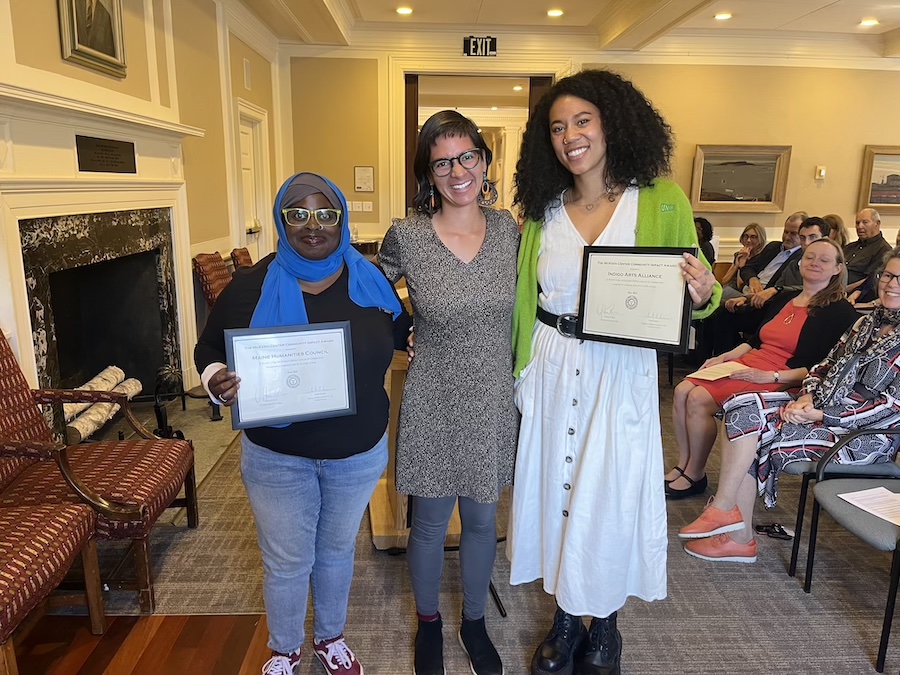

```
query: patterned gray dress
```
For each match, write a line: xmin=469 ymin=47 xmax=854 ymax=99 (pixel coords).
xmin=378 ymin=208 xmax=519 ymax=503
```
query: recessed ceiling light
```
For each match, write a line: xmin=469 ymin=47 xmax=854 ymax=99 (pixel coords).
xmin=491 ymin=106 xmax=498 ymax=111
xmin=860 ymin=18 xmax=879 ymax=27
xmin=396 ymin=7 xmax=413 ymax=15
xmin=513 ymin=85 xmax=523 ymax=91
xmin=714 ymin=12 xmax=731 ymax=20
xmin=547 ymin=9 xmax=564 ymax=18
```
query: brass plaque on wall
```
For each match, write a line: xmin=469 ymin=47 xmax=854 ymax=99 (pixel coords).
xmin=76 ymin=135 xmax=137 ymax=174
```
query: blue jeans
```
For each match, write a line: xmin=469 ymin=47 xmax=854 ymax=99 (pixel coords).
xmin=241 ymin=433 xmax=388 ymax=654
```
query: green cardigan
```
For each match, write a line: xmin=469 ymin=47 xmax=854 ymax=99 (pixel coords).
xmin=512 ymin=178 xmax=722 ymax=376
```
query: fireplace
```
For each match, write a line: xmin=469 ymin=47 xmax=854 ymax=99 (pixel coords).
xmin=19 ymin=208 xmax=181 ymax=390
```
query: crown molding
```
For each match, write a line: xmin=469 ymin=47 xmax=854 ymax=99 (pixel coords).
xmin=222 ymin=0 xmax=280 ymax=62
xmin=277 ymin=24 xmax=900 ymax=71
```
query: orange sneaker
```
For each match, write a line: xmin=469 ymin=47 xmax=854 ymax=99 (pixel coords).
xmin=677 ymin=498 xmax=744 ymax=539
xmin=683 ymin=534 xmax=758 ymax=563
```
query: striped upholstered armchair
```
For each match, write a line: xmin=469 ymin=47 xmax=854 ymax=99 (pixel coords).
xmin=192 ymin=252 xmax=233 ymax=310
xmin=0 ymin=336 xmax=199 ymax=613
xmin=0 ymin=503 xmax=105 ymax=673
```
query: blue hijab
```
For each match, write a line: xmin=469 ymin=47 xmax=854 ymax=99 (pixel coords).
xmin=250 ymin=172 xmax=402 ymax=328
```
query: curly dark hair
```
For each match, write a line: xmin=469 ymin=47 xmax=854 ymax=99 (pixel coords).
xmin=694 ymin=217 xmax=713 ymax=243
xmin=412 ymin=110 xmax=493 ymax=216
xmin=513 ymin=69 xmax=674 ymax=223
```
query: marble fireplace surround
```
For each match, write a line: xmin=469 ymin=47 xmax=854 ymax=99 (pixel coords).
xmin=0 ymin=96 xmax=202 ymax=389
xmin=19 ymin=208 xmax=180 ymax=389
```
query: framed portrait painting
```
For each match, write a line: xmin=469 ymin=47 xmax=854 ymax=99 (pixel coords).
xmin=690 ymin=145 xmax=791 ymax=213
xmin=58 ymin=0 xmax=126 ymax=78
xmin=858 ymin=146 xmax=900 ymax=216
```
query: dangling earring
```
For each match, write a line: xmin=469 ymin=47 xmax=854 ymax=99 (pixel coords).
xmin=478 ymin=174 xmax=499 ymax=207
xmin=429 ymin=184 xmax=437 ymax=212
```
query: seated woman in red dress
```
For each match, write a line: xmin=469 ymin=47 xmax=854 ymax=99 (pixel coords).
xmin=666 ymin=239 xmax=858 ymax=499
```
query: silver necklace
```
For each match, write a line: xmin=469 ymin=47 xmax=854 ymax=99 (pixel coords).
xmin=568 ymin=188 xmax=617 ymax=211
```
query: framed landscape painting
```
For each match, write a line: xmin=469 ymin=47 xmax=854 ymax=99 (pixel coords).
xmin=690 ymin=145 xmax=791 ymax=213
xmin=58 ymin=0 xmax=127 ymax=78
xmin=858 ymin=145 xmax=900 ymax=215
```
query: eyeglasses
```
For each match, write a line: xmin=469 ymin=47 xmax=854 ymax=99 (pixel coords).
xmin=878 ymin=271 xmax=900 ymax=287
xmin=429 ymin=149 xmax=482 ymax=177
xmin=281 ymin=208 xmax=342 ymax=228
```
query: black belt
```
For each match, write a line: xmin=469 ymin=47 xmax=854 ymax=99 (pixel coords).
xmin=537 ymin=306 xmax=579 ymax=338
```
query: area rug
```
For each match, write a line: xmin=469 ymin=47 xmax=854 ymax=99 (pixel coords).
xmin=95 ymin=363 xmax=900 ymax=673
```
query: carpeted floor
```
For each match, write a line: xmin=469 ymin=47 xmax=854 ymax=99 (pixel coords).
xmin=95 ymin=358 xmax=900 ymax=673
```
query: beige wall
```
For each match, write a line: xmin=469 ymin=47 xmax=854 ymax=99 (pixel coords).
xmin=172 ymin=0 xmax=229 ymax=245
xmin=598 ymin=63 xmax=900 ymax=240
xmin=10 ymin=0 xmax=151 ymax=99
xmin=153 ymin=0 xmax=170 ymax=108
xmin=229 ymin=34 xmax=277 ymax=195
xmin=291 ymin=57 xmax=380 ymax=222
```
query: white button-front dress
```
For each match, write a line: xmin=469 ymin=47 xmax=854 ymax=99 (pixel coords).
xmin=508 ymin=187 xmax=668 ymax=618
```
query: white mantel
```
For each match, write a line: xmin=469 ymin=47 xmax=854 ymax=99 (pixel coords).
xmin=0 ymin=92 xmax=204 ymax=388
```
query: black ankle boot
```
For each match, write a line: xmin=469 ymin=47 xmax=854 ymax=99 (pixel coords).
xmin=414 ymin=616 xmax=445 ymax=675
xmin=459 ymin=616 xmax=503 ymax=675
xmin=531 ymin=606 xmax=587 ymax=675
xmin=577 ymin=612 xmax=622 ymax=675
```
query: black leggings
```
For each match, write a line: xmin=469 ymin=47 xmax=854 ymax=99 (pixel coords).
xmin=407 ymin=495 xmax=498 ymax=620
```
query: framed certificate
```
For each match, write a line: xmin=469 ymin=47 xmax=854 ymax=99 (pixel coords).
xmin=575 ymin=246 xmax=695 ymax=352
xmin=224 ymin=322 xmax=356 ymax=430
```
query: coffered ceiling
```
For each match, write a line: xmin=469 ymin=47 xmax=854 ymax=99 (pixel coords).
xmin=239 ymin=0 xmax=900 ymax=56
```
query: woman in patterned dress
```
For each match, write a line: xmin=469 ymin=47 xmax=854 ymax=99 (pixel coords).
xmin=509 ymin=69 xmax=719 ymax=675
xmin=679 ymin=247 xmax=900 ymax=562
xmin=378 ymin=111 xmax=519 ymax=675
xmin=667 ymin=238 xmax=858 ymax=500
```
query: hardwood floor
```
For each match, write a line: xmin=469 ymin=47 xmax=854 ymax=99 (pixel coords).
xmin=16 ymin=614 xmax=272 ymax=675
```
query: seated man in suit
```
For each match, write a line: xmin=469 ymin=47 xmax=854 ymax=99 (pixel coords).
xmin=705 ymin=212 xmax=805 ymax=355
xmin=726 ymin=216 xmax=829 ymax=312
xmin=845 ymin=208 xmax=891 ymax=304
xmin=736 ymin=211 xmax=805 ymax=295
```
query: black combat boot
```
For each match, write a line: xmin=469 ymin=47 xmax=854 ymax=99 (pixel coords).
xmin=530 ymin=606 xmax=587 ymax=675
xmin=577 ymin=612 xmax=622 ymax=675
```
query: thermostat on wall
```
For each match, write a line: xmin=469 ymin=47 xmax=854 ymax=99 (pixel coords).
xmin=354 ymin=166 xmax=374 ymax=192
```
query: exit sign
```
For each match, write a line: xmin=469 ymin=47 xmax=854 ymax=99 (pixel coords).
xmin=463 ymin=36 xmax=497 ymax=57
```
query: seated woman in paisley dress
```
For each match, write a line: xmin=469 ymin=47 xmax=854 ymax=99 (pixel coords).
xmin=678 ymin=246 xmax=900 ymax=563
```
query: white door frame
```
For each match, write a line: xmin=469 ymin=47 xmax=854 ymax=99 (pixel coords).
xmin=234 ymin=97 xmax=273 ymax=257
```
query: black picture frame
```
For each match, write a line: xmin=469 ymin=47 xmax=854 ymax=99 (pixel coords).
xmin=575 ymin=246 xmax=694 ymax=353
xmin=224 ymin=322 xmax=356 ymax=430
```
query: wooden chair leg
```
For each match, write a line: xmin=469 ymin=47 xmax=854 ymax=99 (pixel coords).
xmin=804 ymin=499 xmax=822 ymax=593
xmin=0 ymin=639 xmax=19 ymax=675
xmin=133 ymin=538 xmax=155 ymax=614
xmin=876 ymin=547 xmax=900 ymax=672
xmin=81 ymin=538 xmax=106 ymax=635
xmin=789 ymin=472 xmax=813 ymax=577
xmin=184 ymin=464 xmax=199 ymax=529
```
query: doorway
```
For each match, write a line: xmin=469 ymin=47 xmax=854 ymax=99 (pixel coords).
xmin=235 ymin=99 xmax=272 ymax=262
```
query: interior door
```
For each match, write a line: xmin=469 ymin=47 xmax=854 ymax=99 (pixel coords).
xmin=239 ymin=120 xmax=260 ymax=262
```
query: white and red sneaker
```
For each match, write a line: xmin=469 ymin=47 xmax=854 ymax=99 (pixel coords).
xmin=261 ymin=648 xmax=301 ymax=675
xmin=314 ymin=634 xmax=364 ymax=674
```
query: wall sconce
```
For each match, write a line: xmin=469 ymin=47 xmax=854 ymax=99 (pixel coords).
xmin=815 ymin=165 xmax=826 ymax=180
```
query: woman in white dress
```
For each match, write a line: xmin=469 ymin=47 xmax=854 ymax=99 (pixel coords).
xmin=509 ymin=69 xmax=720 ymax=675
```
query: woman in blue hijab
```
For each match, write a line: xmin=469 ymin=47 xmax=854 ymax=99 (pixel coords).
xmin=195 ymin=172 xmax=410 ymax=675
